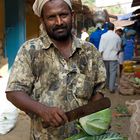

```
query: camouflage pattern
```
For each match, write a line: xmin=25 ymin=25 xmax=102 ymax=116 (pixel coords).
xmin=6 ymin=33 xmax=106 ymax=140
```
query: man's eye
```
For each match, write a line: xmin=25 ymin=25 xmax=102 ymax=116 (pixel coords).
xmin=47 ymin=16 xmax=55 ymax=20
xmin=60 ymin=14 xmax=68 ymax=18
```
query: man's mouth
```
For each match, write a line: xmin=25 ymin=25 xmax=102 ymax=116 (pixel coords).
xmin=53 ymin=25 xmax=66 ymax=31
xmin=55 ymin=28 xmax=65 ymax=32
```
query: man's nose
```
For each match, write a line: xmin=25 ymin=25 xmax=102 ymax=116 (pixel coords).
xmin=55 ymin=16 xmax=62 ymax=25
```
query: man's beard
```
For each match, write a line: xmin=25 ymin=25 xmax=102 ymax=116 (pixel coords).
xmin=45 ymin=24 xmax=72 ymax=41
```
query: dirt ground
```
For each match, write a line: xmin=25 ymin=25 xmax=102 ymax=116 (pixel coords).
xmin=0 ymin=61 xmax=140 ymax=140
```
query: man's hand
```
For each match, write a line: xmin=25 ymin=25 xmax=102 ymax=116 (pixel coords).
xmin=39 ymin=105 xmax=68 ymax=128
xmin=6 ymin=91 xmax=68 ymax=128
xmin=90 ymin=92 xmax=104 ymax=102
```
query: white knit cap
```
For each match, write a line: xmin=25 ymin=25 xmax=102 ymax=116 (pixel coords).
xmin=33 ymin=0 xmax=72 ymax=17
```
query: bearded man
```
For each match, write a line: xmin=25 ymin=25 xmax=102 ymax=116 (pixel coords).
xmin=6 ymin=0 xmax=106 ymax=139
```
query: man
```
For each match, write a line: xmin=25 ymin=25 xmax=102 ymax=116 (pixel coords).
xmin=89 ymin=10 xmax=110 ymax=50
xmin=123 ymin=29 xmax=136 ymax=61
xmin=89 ymin=22 xmax=108 ymax=50
xmin=6 ymin=0 xmax=106 ymax=139
xmin=99 ymin=22 xmax=121 ymax=93
xmin=115 ymin=28 xmax=123 ymax=37
xmin=115 ymin=28 xmax=123 ymax=77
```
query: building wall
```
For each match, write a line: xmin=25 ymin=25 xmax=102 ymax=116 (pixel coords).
xmin=0 ymin=1 xmax=40 ymax=65
xmin=0 ymin=0 xmax=4 ymax=58
xmin=0 ymin=0 xmax=4 ymax=40
xmin=4 ymin=0 xmax=26 ymax=69
xmin=26 ymin=4 xmax=40 ymax=40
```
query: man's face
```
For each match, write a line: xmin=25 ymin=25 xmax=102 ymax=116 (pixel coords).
xmin=116 ymin=31 xmax=123 ymax=37
xmin=41 ymin=0 xmax=73 ymax=41
xmin=118 ymin=32 xmax=123 ymax=37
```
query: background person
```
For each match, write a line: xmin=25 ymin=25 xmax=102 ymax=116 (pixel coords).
xmin=123 ymin=29 xmax=136 ymax=61
xmin=115 ymin=28 xmax=124 ymax=77
xmin=89 ymin=10 xmax=109 ymax=50
xmin=89 ymin=22 xmax=107 ymax=50
xmin=80 ymin=27 xmax=89 ymax=41
xmin=99 ymin=22 xmax=121 ymax=93
xmin=5 ymin=0 xmax=106 ymax=139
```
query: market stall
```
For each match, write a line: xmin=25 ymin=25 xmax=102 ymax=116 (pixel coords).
xmin=117 ymin=6 xmax=140 ymax=95
xmin=118 ymin=61 xmax=140 ymax=95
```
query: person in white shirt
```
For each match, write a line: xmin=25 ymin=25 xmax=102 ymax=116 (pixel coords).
xmin=99 ymin=22 xmax=121 ymax=93
xmin=81 ymin=27 xmax=89 ymax=41
xmin=115 ymin=28 xmax=123 ymax=77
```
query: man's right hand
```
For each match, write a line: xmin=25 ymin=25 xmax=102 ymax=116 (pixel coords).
xmin=6 ymin=91 xmax=68 ymax=128
xmin=39 ymin=105 xmax=68 ymax=128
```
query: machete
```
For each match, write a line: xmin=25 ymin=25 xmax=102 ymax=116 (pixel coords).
xmin=42 ymin=97 xmax=111 ymax=128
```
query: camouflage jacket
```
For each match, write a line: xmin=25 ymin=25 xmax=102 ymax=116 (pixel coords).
xmin=6 ymin=34 xmax=106 ymax=140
